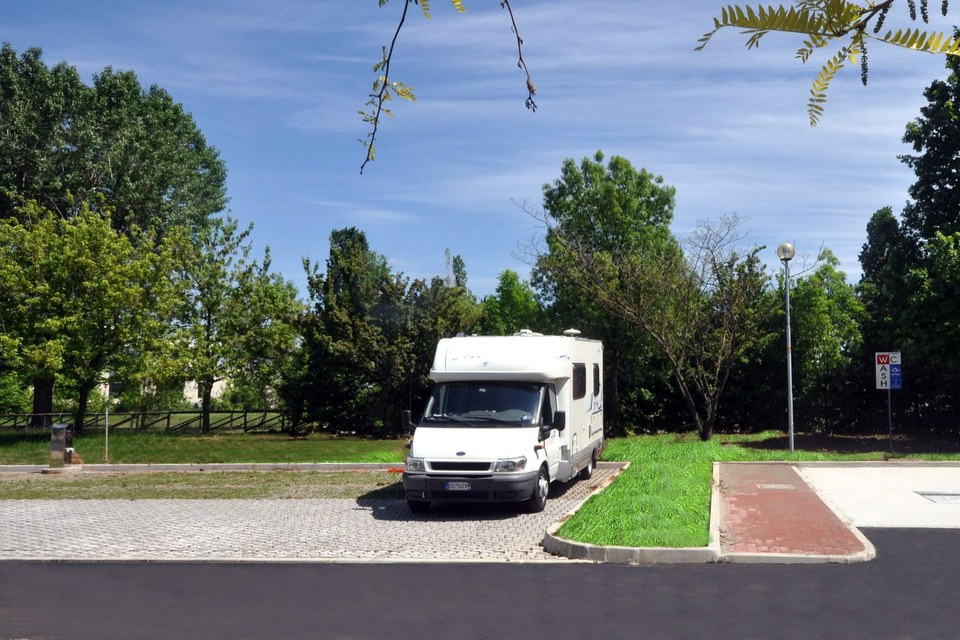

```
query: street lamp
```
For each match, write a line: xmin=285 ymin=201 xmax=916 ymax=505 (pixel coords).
xmin=776 ymin=242 xmax=796 ymax=453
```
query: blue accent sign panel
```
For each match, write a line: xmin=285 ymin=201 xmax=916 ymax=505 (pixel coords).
xmin=890 ymin=364 xmax=902 ymax=390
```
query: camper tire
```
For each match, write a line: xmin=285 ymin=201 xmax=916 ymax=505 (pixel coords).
xmin=580 ymin=448 xmax=597 ymax=480
xmin=526 ymin=466 xmax=549 ymax=513
xmin=407 ymin=499 xmax=430 ymax=514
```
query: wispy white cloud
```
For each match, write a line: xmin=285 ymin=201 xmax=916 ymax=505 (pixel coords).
xmin=7 ymin=0 xmax=954 ymax=297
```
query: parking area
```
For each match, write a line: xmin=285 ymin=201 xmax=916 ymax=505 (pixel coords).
xmin=798 ymin=464 xmax=960 ymax=528
xmin=2 ymin=462 xmax=958 ymax=564
xmin=0 ymin=467 xmax=617 ymax=563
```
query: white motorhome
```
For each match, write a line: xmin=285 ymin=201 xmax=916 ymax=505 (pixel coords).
xmin=402 ymin=329 xmax=604 ymax=513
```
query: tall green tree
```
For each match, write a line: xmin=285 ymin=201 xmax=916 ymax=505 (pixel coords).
xmin=900 ymin=231 xmax=960 ymax=425
xmin=900 ymin=52 xmax=960 ymax=245
xmin=1 ymin=44 xmax=228 ymax=420
xmin=533 ymin=152 xmax=688 ymax=436
xmin=57 ymin=211 xmax=178 ymax=432
xmin=0 ymin=203 xmax=176 ymax=430
xmin=405 ymin=256 xmax=481 ymax=415
xmin=173 ymin=217 xmax=297 ymax=433
xmin=858 ymin=207 xmax=915 ymax=351
xmin=858 ymin=51 xmax=960 ymax=432
xmin=477 ymin=270 xmax=541 ymax=335
xmin=0 ymin=44 xmax=227 ymax=231
xmin=220 ymin=248 xmax=305 ymax=412
xmin=531 ymin=152 xmax=682 ymax=436
xmin=534 ymin=152 xmax=769 ymax=440
xmin=788 ymin=251 xmax=865 ymax=429
xmin=913 ymin=232 xmax=960 ymax=361
xmin=0 ymin=45 xmax=87 ymax=217
xmin=533 ymin=260 xmax=676 ymax=437
xmin=301 ymin=228 xmax=414 ymax=435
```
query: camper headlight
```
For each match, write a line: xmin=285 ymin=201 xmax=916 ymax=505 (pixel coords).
xmin=495 ymin=456 xmax=527 ymax=473
xmin=406 ymin=457 xmax=425 ymax=472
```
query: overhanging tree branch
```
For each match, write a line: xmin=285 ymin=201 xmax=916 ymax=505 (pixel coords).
xmin=361 ymin=0 xmax=536 ymax=173
xmin=696 ymin=1 xmax=959 ymax=125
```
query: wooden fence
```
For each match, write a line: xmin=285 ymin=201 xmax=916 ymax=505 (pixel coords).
xmin=0 ymin=411 xmax=292 ymax=434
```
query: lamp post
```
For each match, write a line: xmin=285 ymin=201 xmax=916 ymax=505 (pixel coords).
xmin=776 ymin=241 xmax=796 ymax=453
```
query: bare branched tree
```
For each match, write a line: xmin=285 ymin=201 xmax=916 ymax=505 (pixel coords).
xmin=531 ymin=206 xmax=770 ymax=440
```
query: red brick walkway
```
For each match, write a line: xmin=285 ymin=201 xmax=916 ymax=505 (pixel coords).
xmin=720 ymin=463 xmax=866 ymax=557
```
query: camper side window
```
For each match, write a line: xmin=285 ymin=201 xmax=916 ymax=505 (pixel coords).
xmin=593 ymin=363 xmax=601 ymax=397
xmin=572 ymin=363 xmax=586 ymax=400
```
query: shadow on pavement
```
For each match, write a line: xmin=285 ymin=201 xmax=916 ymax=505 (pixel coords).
xmin=355 ymin=477 xmax=582 ymax=522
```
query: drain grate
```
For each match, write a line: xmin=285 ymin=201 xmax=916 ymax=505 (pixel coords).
xmin=917 ymin=492 xmax=960 ymax=505
xmin=757 ymin=483 xmax=796 ymax=490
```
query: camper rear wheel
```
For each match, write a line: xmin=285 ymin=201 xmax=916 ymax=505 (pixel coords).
xmin=580 ymin=448 xmax=597 ymax=480
xmin=407 ymin=499 xmax=430 ymax=514
xmin=526 ymin=466 xmax=549 ymax=513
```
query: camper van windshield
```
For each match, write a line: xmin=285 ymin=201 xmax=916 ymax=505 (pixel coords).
xmin=423 ymin=382 xmax=542 ymax=427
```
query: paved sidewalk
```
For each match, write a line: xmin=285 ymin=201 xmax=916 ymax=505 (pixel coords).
xmin=718 ymin=463 xmax=874 ymax=563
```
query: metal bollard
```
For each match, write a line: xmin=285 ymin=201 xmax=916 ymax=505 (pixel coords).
xmin=50 ymin=423 xmax=68 ymax=468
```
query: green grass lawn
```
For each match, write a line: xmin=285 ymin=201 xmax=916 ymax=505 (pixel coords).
xmin=0 ymin=430 xmax=408 ymax=465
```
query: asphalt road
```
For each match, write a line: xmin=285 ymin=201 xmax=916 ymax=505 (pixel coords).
xmin=2 ymin=528 xmax=958 ymax=640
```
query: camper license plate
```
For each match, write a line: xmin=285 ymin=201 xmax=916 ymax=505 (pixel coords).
xmin=445 ymin=481 xmax=471 ymax=491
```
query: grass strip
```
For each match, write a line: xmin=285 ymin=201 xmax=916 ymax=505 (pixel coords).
xmin=0 ymin=431 xmax=407 ymax=465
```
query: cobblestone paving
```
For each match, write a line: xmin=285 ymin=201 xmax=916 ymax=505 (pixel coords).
xmin=0 ymin=469 xmax=614 ymax=563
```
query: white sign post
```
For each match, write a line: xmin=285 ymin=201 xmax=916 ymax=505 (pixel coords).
xmin=875 ymin=352 xmax=902 ymax=453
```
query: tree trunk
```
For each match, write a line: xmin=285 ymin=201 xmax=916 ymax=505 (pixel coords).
xmin=74 ymin=382 xmax=95 ymax=435
xmin=30 ymin=377 xmax=55 ymax=428
xmin=606 ymin=347 xmax=624 ymax=438
xmin=201 ymin=379 xmax=212 ymax=434
xmin=671 ymin=367 xmax=708 ymax=440
xmin=699 ymin=418 xmax=714 ymax=441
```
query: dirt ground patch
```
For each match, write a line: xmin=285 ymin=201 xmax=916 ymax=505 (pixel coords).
xmin=0 ymin=470 xmax=405 ymax=500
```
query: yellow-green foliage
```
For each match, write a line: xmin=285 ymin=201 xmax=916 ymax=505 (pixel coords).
xmin=698 ymin=1 xmax=960 ymax=125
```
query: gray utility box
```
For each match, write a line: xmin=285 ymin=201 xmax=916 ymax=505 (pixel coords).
xmin=50 ymin=423 xmax=69 ymax=468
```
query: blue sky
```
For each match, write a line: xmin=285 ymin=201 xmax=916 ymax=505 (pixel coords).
xmin=4 ymin=1 xmax=953 ymax=298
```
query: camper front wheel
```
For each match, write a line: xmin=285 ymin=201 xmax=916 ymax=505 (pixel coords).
xmin=526 ymin=466 xmax=549 ymax=513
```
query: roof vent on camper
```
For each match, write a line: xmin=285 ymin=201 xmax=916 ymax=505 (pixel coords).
xmin=514 ymin=329 xmax=543 ymax=337
xmin=562 ymin=328 xmax=582 ymax=337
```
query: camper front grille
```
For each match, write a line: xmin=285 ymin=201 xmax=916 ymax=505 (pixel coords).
xmin=429 ymin=461 xmax=492 ymax=472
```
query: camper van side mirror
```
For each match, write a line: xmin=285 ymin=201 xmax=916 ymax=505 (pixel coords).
xmin=401 ymin=410 xmax=413 ymax=434
xmin=552 ymin=411 xmax=566 ymax=432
